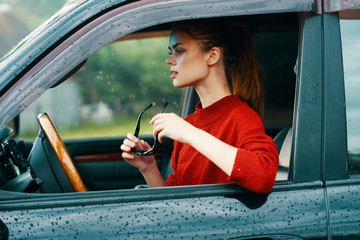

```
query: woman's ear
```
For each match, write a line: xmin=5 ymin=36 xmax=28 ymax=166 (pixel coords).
xmin=207 ymin=47 xmax=221 ymax=66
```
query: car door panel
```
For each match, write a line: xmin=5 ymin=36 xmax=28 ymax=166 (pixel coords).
xmin=63 ymin=137 xmax=173 ymax=190
xmin=326 ymin=179 xmax=360 ymax=239
xmin=0 ymin=182 xmax=327 ymax=239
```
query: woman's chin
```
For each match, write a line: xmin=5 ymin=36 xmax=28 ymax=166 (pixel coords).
xmin=172 ymin=80 xmax=185 ymax=88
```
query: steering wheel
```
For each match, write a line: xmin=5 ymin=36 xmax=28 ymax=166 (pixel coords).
xmin=38 ymin=113 xmax=87 ymax=192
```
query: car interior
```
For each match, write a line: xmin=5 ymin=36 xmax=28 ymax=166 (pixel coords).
xmin=0 ymin=13 xmax=299 ymax=194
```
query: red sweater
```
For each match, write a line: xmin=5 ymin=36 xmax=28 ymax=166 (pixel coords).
xmin=165 ymin=95 xmax=279 ymax=194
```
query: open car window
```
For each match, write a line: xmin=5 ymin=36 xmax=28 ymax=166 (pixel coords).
xmin=12 ymin=14 xmax=299 ymax=188
xmin=1 ymin=9 xmax=300 ymax=196
xmin=18 ymin=35 xmax=184 ymax=139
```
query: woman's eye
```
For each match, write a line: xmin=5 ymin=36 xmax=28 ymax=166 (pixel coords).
xmin=168 ymin=48 xmax=184 ymax=56
xmin=176 ymin=49 xmax=184 ymax=56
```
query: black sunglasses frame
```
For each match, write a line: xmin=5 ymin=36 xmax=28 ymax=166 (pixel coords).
xmin=132 ymin=101 xmax=168 ymax=156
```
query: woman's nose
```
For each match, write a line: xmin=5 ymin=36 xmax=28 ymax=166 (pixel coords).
xmin=166 ymin=55 xmax=175 ymax=65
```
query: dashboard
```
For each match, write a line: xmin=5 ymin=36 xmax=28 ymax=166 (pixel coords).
xmin=0 ymin=127 xmax=34 ymax=192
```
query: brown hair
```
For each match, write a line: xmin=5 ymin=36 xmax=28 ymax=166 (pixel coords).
xmin=173 ymin=18 xmax=264 ymax=117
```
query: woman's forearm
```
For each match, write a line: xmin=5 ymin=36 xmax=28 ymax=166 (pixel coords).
xmin=186 ymin=128 xmax=237 ymax=176
xmin=140 ymin=161 xmax=168 ymax=188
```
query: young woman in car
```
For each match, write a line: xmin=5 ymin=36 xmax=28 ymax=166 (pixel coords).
xmin=120 ymin=18 xmax=279 ymax=194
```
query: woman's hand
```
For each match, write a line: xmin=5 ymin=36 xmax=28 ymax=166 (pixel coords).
xmin=151 ymin=112 xmax=238 ymax=177
xmin=120 ymin=133 xmax=155 ymax=172
xmin=150 ymin=113 xmax=196 ymax=144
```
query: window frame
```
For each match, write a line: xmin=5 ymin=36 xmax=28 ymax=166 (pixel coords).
xmin=321 ymin=11 xmax=348 ymax=181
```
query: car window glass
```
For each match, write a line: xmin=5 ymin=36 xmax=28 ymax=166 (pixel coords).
xmin=340 ymin=18 xmax=360 ymax=174
xmin=17 ymin=36 xmax=183 ymax=139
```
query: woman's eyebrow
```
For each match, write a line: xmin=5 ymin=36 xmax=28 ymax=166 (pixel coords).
xmin=169 ymin=43 xmax=183 ymax=49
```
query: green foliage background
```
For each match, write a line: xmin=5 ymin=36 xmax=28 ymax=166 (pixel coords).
xmin=0 ymin=0 xmax=66 ymax=31
xmin=74 ymin=37 xmax=182 ymax=118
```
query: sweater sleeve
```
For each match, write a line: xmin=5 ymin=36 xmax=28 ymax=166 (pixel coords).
xmin=229 ymin=128 xmax=279 ymax=194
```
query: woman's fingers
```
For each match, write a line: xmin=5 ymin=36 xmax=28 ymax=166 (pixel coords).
xmin=122 ymin=138 xmax=136 ymax=148
xmin=121 ymin=151 xmax=134 ymax=160
xmin=151 ymin=114 xmax=167 ymax=142
xmin=121 ymin=133 xmax=140 ymax=154
xmin=157 ymin=130 xmax=167 ymax=144
xmin=149 ymin=114 xmax=161 ymax=124
xmin=153 ymin=122 xmax=166 ymax=143
xmin=138 ymin=139 xmax=151 ymax=150
xmin=120 ymin=142 xmax=132 ymax=152
xmin=127 ymin=133 xmax=139 ymax=143
xmin=120 ymin=134 xmax=157 ymax=171
xmin=150 ymin=113 xmax=194 ymax=144
xmin=151 ymin=113 xmax=181 ymax=143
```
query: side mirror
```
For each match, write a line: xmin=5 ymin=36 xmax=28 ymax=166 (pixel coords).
xmin=0 ymin=219 xmax=9 ymax=240
xmin=6 ymin=116 xmax=19 ymax=138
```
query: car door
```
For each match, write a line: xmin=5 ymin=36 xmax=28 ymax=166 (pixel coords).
xmin=325 ymin=6 xmax=360 ymax=239
xmin=0 ymin=0 xmax=331 ymax=239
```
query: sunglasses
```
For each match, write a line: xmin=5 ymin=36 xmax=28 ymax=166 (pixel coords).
xmin=132 ymin=101 xmax=168 ymax=156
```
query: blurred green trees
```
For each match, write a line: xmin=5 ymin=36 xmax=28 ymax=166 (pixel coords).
xmin=75 ymin=37 xmax=182 ymax=119
xmin=0 ymin=0 xmax=66 ymax=30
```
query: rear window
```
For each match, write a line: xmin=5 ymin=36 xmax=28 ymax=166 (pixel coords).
xmin=340 ymin=16 xmax=360 ymax=174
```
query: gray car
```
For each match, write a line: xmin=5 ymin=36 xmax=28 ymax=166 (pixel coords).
xmin=0 ymin=0 xmax=360 ymax=239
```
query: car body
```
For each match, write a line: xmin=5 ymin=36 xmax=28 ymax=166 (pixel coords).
xmin=0 ymin=0 xmax=360 ymax=239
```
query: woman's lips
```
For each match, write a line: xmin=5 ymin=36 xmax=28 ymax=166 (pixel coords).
xmin=170 ymin=71 xmax=178 ymax=79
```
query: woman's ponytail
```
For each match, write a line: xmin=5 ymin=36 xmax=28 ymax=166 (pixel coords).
xmin=226 ymin=24 xmax=264 ymax=118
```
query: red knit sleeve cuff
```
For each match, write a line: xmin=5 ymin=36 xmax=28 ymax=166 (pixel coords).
xmin=229 ymin=148 xmax=278 ymax=194
xmin=229 ymin=149 xmax=255 ymax=185
xmin=165 ymin=174 xmax=178 ymax=186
